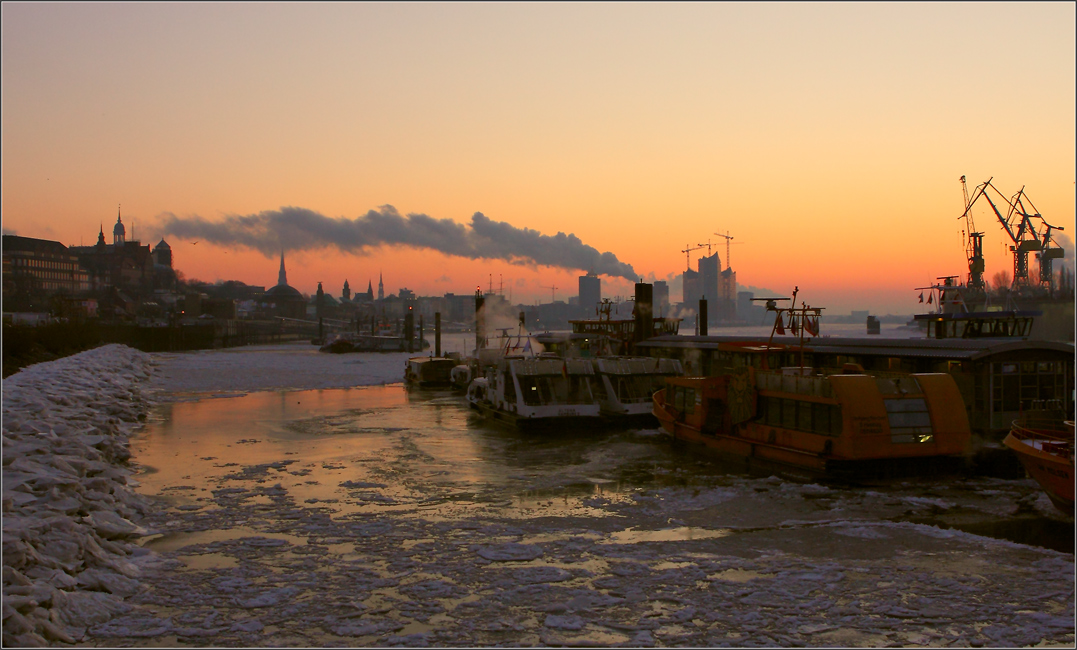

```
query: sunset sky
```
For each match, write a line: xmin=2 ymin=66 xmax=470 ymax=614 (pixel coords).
xmin=3 ymin=3 xmax=1074 ymax=314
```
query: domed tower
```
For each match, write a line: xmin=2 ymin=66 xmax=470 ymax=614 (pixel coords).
xmin=113 ymin=206 xmax=126 ymax=246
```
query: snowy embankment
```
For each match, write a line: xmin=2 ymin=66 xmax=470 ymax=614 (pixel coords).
xmin=2 ymin=344 xmax=155 ymax=646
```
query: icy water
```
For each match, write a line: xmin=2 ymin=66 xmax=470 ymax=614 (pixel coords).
xmin=116 ymin=369 xmax=1076 ymax=648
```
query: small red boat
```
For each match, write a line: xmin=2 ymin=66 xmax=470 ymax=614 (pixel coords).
xmin=1003 ymin=417 xmax=1075 ymax=513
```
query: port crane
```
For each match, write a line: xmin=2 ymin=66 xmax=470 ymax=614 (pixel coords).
xmin=960 ymin=177 xmax=1065 ymax=290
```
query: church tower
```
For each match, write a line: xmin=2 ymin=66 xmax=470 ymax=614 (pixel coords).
xmin=342 ymin=279 xmax=351 ymax=301
xmin=278 ymin=251 xmax=288 ymax=286
xmin=113 ymin=206 xmax=126 ymax=246
xmin=377 ymin=272 xmax=384 ymax=301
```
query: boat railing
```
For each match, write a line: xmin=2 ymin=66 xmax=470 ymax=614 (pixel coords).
xmin=756 ymin=370 xmax=834 ymax=399
xmin=1010 ymin=417 xmax=1075 ymax=444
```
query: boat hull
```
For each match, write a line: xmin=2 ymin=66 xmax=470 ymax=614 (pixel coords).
xmin=653 ymin=381 xmax=969 ymax=482
xmin=1003 ymin=427 xmax=1074 ymax=513
xmin=470 ymin=399 xmax=603 ymax=433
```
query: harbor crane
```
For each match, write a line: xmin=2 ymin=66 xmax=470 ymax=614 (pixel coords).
xmin=958 ymin=176 xmax=986 ymax=291
xmin=681 ymin=244 xmax=704 ymax=271
xmin=960 ymin=177 xmax=1065 ymax=290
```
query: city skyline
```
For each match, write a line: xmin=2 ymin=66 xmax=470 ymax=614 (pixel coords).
xmin=3 ymin=3 xmax=1074 ymax=313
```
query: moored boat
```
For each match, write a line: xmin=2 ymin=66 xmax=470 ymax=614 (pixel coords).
xmin=466 ymin=357 xmax=601 ymax=432
xmin=653 ymin=367 xmax=972 ymax=480
xmin=651 ymin=286 xmax=975 ymax=480
xmin=592 ymin=356 xmax=683 ymax=426
xmin=404 ymin=356 xmax=458 ymax=389
xmin=1002 ymin=416 xmax=1074 ymax=513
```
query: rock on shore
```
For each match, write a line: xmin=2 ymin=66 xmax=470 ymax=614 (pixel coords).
xmin=2 ymin=344 xmax=155 ymax=646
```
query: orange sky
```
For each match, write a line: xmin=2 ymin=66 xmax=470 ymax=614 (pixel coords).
xmin=3 ymin=3 xmax=1074 ymax=314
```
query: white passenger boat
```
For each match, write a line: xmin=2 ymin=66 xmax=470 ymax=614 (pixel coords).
xmin=466 ymin=356 xmax=601 ymax=432
xmin=591 ymin=356 xmax=684 ymax=426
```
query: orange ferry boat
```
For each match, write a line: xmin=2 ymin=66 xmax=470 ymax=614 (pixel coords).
xmin=1002 ymin=416 xmax=1074 ymax=513
xmin=651 ymin=287 xmax=972 ymax=480
xmin=653 ymin=368 xmax=972 ymax=480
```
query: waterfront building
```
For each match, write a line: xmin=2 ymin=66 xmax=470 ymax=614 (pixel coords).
xmin=2 ymin=235 xmax=91 ymax=297
xmin=69 ymin=211 xmax=165 ymax=292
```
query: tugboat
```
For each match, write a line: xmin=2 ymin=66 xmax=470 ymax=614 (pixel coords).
xmin=1003 ymin=408 xmax=1074 ymax=513
xmin=652 ymin=288 xmax=972 ymax=480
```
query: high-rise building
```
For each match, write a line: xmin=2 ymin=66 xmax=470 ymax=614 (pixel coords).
xmin=653 ymin=280 xmax=669 ymax=317
xmin=578 ymin=273 xmax=601 ymax=315
xmin=698 ymin=252 xmax=720 ymax=321
xmin=682 ymin=268 xmax=700 ymax=305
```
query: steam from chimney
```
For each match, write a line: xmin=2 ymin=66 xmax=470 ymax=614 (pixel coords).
xmin=152 ymin=205 xmax=639 ymax=281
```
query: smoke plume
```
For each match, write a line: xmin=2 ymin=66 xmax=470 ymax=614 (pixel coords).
xmin=152 ymin=206 xmax=639 ymax=281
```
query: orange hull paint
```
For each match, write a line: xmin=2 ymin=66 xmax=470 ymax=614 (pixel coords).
xmin=1003 ymin=421 xmax=1074 ymax=513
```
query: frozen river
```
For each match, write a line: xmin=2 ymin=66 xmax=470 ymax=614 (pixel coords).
xmin=63 ymin=340 xmax=1068 ymax=648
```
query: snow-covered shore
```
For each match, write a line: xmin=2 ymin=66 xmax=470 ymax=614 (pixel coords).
xmin=2 ymin=345 xmax=155 ymax=646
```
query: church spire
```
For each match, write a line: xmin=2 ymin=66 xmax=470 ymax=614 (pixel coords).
xmin=278 ymin=251 xmax=288 ymax=286
xmin=377 ymin=271 xmax=384 ymax=301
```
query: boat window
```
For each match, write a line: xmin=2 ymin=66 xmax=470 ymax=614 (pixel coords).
xmin=812 ymin=402 xmax=829 ymax=434
xmin=797 ymin=401 xmax=813 ymax=432
xmin=782 ymin=399 xmax=796 ymax=430
xmin=674 ymin=386 xmax=685 ymax=412
xmin=684 ymin=388 xmax=696 ymax=416
xmin=592 ymin=376 xmax=609 ymax=401
xmin=766 ymin=397 xmax=781 ymax=427
xmin=883 ymin=398 xmax=933 ymax=444
xmin=566 ymin=376 xmax=593 ymax=404
xmin=503 ymin=372 xmax=517 ymax=404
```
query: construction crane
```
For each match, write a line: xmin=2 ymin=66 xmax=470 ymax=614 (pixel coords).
xmin=714 ymin=231 xmax=736 ymax=271
xmin=681 ymin=244 xmax=704 ymax=271
xmin=540 ymin=284 xmax=558 ymax=303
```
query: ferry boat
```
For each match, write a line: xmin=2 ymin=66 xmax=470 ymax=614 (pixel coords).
xmin=653 ymin=368 xmax=972 ymax=480
xmin=1002 ymin=414 xmax=1074 ymax=513
xmin=651 ymin=287 xmax=972 ymax=479
xmin=467 ymin=356 xmax=601 ymax=432
xmin=592 ymin=356 xmax=683 ymax=426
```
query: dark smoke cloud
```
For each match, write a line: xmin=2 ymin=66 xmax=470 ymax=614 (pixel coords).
xmin=152 ymin=205 xmax=639 ymax=282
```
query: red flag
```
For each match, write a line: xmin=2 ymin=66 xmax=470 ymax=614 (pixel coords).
xmin=928 ymin=293 xmax=933 ymax=304
xmin=775 ymin=314 xmax=785 ymax=335
xmin=918 ymin=292 xmax=924 ymax=303
xmin=805 ymin=317 xmax=819 ymax=336
xmin=561 ymin=360 xmax=568 ymax=379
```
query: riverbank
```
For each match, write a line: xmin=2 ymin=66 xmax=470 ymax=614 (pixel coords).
xmin=2 ymin=344 xmax=155 ymax=646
